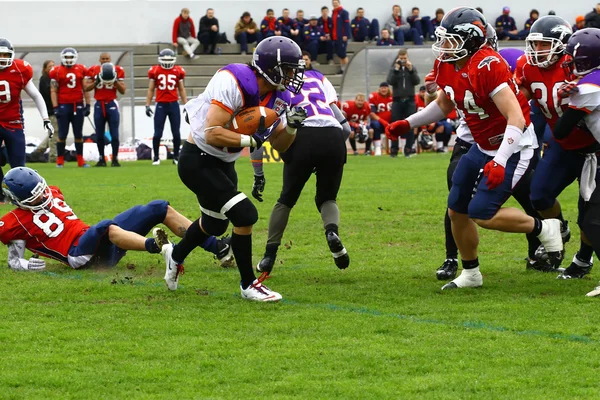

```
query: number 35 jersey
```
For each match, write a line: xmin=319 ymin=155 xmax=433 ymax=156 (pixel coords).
xmin=432 ymin=47 xmax=532 ymax=151
xmin=148 ymin=64 xmax=186 ymax=103
xmin=290 ymin=69 xmax=341 ymax=129
xmin=0 ymin=187 xmax=89 ymax=264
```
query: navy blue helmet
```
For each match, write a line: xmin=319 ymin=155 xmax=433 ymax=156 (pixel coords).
xmin=0 ymin=38 xmax=15 ymax=69
xmin=252 ymin=37 xmax=305 ymax=94
xmin=525 ymin=16 xmax=572 ymax=68
xmin=432 ymin=7 xmax=488 ymax=62
xmin=2 ymin=167 xmax=53 ymax=211
xmin=158 ymin=49 xmax=176 ymax=69
xmin=99 ymin=62 xmax=117 ymax=83
xmin=60 ymin=47 xmax=78 ymax=67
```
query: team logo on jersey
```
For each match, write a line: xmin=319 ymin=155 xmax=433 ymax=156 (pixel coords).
xmin=454 ymin=22 xmax=485 ymax=38
xmin=550 ymin=25 xmax=572 ymax=41
xmin=273 ymin=98 xmax=288 ymax=115
xmin=478 ymin=56 xmax=501 ymax=71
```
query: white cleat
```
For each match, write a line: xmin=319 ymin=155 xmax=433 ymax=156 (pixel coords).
xmin=240 ymin=279 xmax=282 ymax=302
xmin=586 ymin=284 xmax=600 ymax=297
xmin=152 ymin=159 xmax=160 ymax=166
xmin=441 ymin=268 xmax=483 ymax=290
xmin=162 ymin=244 xmax=183 ymax=291
xmin=537 ymin=219 xmax=563 ymax=253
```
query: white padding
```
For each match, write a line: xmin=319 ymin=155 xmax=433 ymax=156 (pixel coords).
xmin=220 ymin=192 xmax=248 ymax=214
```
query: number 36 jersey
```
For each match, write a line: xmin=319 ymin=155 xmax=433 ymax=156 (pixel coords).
xmin=0 ymin=187 xmax=89 ymax=264
xmin=148 ymin=64 xmax=186 ymax=103
xmin=432 ymin=47 xmax=532 ymax=151
xmin=290 ymin=69 xmax=341 ymax=129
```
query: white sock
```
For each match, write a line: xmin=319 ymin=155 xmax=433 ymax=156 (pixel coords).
xmin=436 ymin=141 xmax=443 ymax=150
xmin=462 ymin=266 xmax=480 ymax=276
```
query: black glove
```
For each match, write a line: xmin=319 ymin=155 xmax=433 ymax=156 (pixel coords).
xmin=43 ymin=120 xmax=54 ymax=138
xmin=252 ymin=175 xmax=266 ymax=202
xmin=83 ymin=104 xmax=91 ymax=117
xmin=145 ymin=106 xmax=154 ymax=117
xmin=251 ymin=116 xmax=281 ymax=151
xmin=94 ymin=75 xmax=101 ymax=87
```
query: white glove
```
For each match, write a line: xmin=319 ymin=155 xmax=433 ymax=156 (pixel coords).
xmin=25 ymin=257 xmax=46 ymax=271
xmin=44 ymin=119 xmax=54 ymax=138
xmin=285 ymin=106 xmax=308 ymax=129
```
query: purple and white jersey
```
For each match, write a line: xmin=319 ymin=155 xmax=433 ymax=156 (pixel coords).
xmin=569 ymin=70 xmax=600 ymax=143
xmin=184 ymin=63 xmax=291 ymax=162
xmin=291 ymin=69 xmax=341 ymax=129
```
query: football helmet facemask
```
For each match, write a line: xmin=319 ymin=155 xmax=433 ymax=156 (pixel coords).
xmin=0 ymin=38 xmax=15 ymax=69
xmin=2 ymin=167 xmax=53 ymax=211
xmin=158 ymin=49 xmax=176 ymax=69
xmin=432 ymin=7 xmax=488 ymax=63
xmin=252 ymin=37 xmax=305 ymax=94
xmin=525 ymin=16 xmax=572 ymax=68
xmin=60 ymin=47 xmax=78 ymax=67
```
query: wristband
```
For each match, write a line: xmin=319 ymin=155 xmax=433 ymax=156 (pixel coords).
xmin=285 ymin=126 xmax=297 ymax=135
xmin=240 ymin=135 xmax=257 ymax=147
xmin=494 ymin=124 xmax=523 ymax=167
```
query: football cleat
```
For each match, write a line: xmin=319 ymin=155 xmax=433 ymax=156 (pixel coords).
xmin=586 ymin=284 xmax=600 ymax=297
xmin=436 ymin=259 xmax=458 ymax=280
xmin=257 ymin=254 xmax=276 ymax=274
xmin=161 ymin=244 xmax=184 ymax=291
xmin=441 ymin=269 xmax=483 ymax=290
xmin=216 ymin=236 xmax=235 ymax=268
xmin=111 ymin=160 xmax=121 ymax=167
xmin=525 ymin=254 xmax=562 ymax=273
xmin=95 ymin=159 xmax=107 ymax=167
xmin=56 ymin=164 xmax=64 ymax=168
xmin=557 ymin=255 xmax=593 ymax=279
xmin=240 ymin=279 xmax=282 ymax=302
xmin=152 ymin=228 xmax=171 ymax=248
xmin=536 ymin=219 xmax=564 ymax=267
xmin=326 ymin=231 xmax=349 ymax=269
xmin=173 ymin=157 xmax=179 ymax=165
xmin=152 ymin=159 xmax=160 ymax=166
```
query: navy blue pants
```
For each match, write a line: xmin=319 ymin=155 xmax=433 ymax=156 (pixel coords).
xmin=235 ymin=32 xmax=263 ymax=53
xmin=68 ymin=200 xmax=169 ymax=268
xmin=94 ymin=100 xmax=120 ymax=158
xmin=0 ymin=125 xmax=25 ymax=167
xmin=56 ymin=103 xmax=84 ymax=140
xmin=394 ymin=28 xmax=423 ymax=45
xmin=305 ymin=40 xmax=320 ymax=61
xmin=154 ymin=101 xmax=181 ymax=160
xmin=370 ymin=120 xmax=385 ymax=140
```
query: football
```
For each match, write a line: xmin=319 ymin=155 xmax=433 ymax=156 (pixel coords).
xmin=229 ymin=106 xmax=280 ymax=135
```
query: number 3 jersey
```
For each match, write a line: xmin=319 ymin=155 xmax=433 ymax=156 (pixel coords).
xmin=432 ymin=47 xmax=533 ymax=152
xmin=49 ymin=64 xmax=87 ymax=104
xmin=148 ymin=64 xmax=186 ymax=103
xmin=290 ymin=69 xmax=341 ymax=129
xmin=0 ymin=187 xmax=89 ymax=265
xmin=0 ymin=59 xmax=33 ymax=129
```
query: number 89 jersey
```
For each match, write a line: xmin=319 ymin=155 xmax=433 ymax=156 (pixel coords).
xmin=432 ymin=47 xmax=531 ymax=151
xmin=148 ymin=64 xmax=186 ymax=103
xmin=290 ymin=69 xmax=341 ymax=128
xmin=0 ymin=187 xmax=89 ymax=264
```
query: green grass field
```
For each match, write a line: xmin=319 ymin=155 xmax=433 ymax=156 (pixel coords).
xmin=0 ymin=154 xmax=597 ymax=399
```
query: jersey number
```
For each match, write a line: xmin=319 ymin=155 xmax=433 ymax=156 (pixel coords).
xmin=377 ymin=103 xmax=392 ymax=113
xmin=66 ymin=72 xmax=77 ymax=89
xmin=530 ymin=82 xmax=567 ymax=120
xmin=444 ymin=87 xmax=489 ymax=120
xmin=157 ymin=74 xmax=177 ymax=91
xmin=32 ymin=198 xmax=78 ymax=238
xmin=0 ymin=80 xmax=11 ymax=103
xmin=296 ymin=85 xmax=333 ymax=117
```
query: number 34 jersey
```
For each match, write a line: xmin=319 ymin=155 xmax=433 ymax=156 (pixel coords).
xmin=148 ymin=64 xmax=186 ymax=103
xmin=0 ymin=187 xmax=89 ymax=264
xmin=291 ymin=69 xmax=341 ymax=129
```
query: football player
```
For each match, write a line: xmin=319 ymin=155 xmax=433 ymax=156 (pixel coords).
xmin=0 ymin=38 xmax=53 ymax=187
xmin=145 ymin=49 xmax=187 ymax=165
xmin=84 ymin=53 xmax=126 ymax=167
xmin=551 ymin=28 xmax=600 ymax=291
xmin=49 ymin=47 xmax=90 ymax=168
xmin=343 ymin=93 xmax=373 ymax=155
xmin=387 ymin=7 xmax=564 ymax=290
xmin=517 ymin=16 xmax=598 ymax=278
xmin=0 ymin=167 xmax=233 ymax=273
xmin=163 ymin=37 xmax=308 ymax=302
xmin=369 ymin=82 xmax=393 ymax=156
xmin=257 ymin=51 xmax=351 ymax=275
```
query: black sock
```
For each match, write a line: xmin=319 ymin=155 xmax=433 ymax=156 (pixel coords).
xmin=111 ymin=139 xmax=120 ymax=160
xmin=231 ymin=232 xmax=255 ymax=288
xmin=531 ymin=218 xmax=543 ymax=236
xmin=526 ymin=232 xmax=542 ymax=259
xmin=173 ymin=135 xmax=181 ymax=159
xmin=444 ymin=210 xmax=458 ymax=259
xmin=265 ymin=242 xmax=279 ymax=257
xmin=152 ymin=137 xmax=161 ymax=161
xmin=57 ymin=142 xmax=66 ymax=157
xmin=365 ymin=138 xmax=372 ymax=152
xmin=557 ymin=211 xmax=565 ymax=225
xmin=172 ymin=219 xmax=209 ymax=263
xmin=578 ymin=241 xmax=594 ymax=262
xmin=97 ymin=137 xmax=105 ymax=158
xmin=325 ymin=223 xmax=338 ymax=235
xmin=349 ymin=138 xmax=356 ymax=151
xmin=462 ymin=258 xmax=479 ymax=269
xmin=145 ymin=238 xmax=161 ymax=253
xmin=74 ymin=142 xmax=83 ymax=156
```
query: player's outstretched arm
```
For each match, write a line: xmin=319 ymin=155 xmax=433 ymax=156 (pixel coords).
xmin=23 ymin=80 xmax=49 ymax=120
xmin=7 ymin=241 xmax=46 ymax=271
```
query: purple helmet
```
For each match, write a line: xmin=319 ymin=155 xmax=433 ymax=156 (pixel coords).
xmin=499 ymin=48 xmax=524 ymax=73
xmin=565 ymin=28 xmax=600 ymax=76
xmin=251 ymin=37 xmax=305 ymax=94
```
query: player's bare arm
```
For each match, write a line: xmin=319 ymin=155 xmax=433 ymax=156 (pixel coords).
xmin=177 ymin=80 xmax=187 ymax=104
xmin=269 ymin=123 xmax=296 ymax=152
xmin=83 ymin=77 xmax=96 ymax=92
xmin=491 ymin=87 xmax=526 ymax=129
xmin=145 ymin=80 xmax=155 ymax=107
xmin=82 ymin=78 xmax=91 ymax=105
xmin=203 ymin=104 xmax=251 ymax=147
xmin=50 ymin=80 xmax=59 ymax=108
xmin=115 ymin=79 xmax=126 ymax=95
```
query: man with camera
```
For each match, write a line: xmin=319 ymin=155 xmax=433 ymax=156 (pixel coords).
xmin=386 ymin=48 xmax=420 ymax=157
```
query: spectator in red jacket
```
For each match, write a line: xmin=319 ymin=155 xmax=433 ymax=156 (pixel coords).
xmin=172 ymin=8 xmax=200 ymax=59
xmin=261 ymin=9 xmax=281 ymax=38
xmin=294 ymin=10 xmax=309 ymax=46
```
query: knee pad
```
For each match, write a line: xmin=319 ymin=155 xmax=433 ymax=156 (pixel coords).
xmin=201 ymin=214 xmax=230 ymax=236
xmin=225 ymin=196 xmax=258 ymax=227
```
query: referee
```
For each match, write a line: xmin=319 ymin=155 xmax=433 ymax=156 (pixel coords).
xmin=257 ymin=53 xmax=352 ymax=274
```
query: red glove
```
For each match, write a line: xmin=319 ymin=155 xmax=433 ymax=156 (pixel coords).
xmin=379 ymin=118 xmax=389 ymax=128
xmin=424 ymin=70 xmax=438 ymax=96
xmin=385 ymin=120 xmax=411 ymax=140
xmin=557 ymin=82 xmax=579 ymax=98
xmin=483 ymin=161 xmax=505 ymax=190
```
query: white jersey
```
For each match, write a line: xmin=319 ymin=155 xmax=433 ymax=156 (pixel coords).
xmin=455 ymin=118 xmax=475 ymax=144
xmin=291 ymin=69 xmax=342 ymax=129
xmin=569 ymin=73 xmax=600 ymax=144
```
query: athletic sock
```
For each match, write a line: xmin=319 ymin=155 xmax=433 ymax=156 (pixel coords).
xmin=145 ymin=238 xmax=161 ymax=254
xmin=153 ymin=137 xmax=161 ymax=161
xmin=531 ymin=218 xmax=543 ymax=236
xmin=462 ymin=258 xmax=479 ymax=270
xmin=231 ymin=232 xmax=255 ymax=289
xmin=578 ymin=241 xmax=594 ymax=263
xmin=200 ymin=235 xmax=218 ymax=255
xmin=349 ymin=138 xmax=357 ymax=151
xmin=172 ymin=219 xmax=209 ymax=263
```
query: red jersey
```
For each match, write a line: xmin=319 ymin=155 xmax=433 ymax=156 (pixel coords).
xmin=85 ymin=64 xmax=125 ymax=102
xmin=433 ymin=47 xmax=531 ymax=151
xmin=516 ymin=54 xmax=596 ymax=150
xmin=49 ymin=64 xmax=87 ymax=104
xmin=342 ymin=100 xmax=371 ymax=126
xmin=0 ymin=59 xmax=33 ymax=128
xmin=148 ymin=65 xmax=186 ymax=103
xmin=0 ymin=187 xmax=89 ymax=266
xmin=369 ymin=91 xmax=392 ymax=122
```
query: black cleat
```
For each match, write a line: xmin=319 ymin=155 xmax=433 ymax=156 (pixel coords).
xmin=526 ymin=254 xmax=561 ymax=273
xmin=257 ymin=254 xmax=276 ymax=274
xmin=111 ymin=160 xmax=121 ymax=167
xmin=436 ymin=259 xmax=458 ymax=280
xmin=216 ymin=236 xmax=235 ymax=268
xmin=557 ymin=255 xmax=593 ymax=279
xmin=326 ymin=231 xmax=349 ymax=269
xmin=95 ymin=159 xmax=107 ymax=167
xmin=561 ymin=220 xmax=571 ymax=244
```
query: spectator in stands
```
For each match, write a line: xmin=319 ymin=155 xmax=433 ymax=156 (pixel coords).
xmin=585 ymin=4 xmax=600 ymax=28
xmin=517 ymin=9 xmax=538 ymax=39
xmin=294 ymin=10 xmax=309 ymax=46
xmin=235 ymin=11 xmax=262 ymax=55
xmin=351 ymin=7 xmax=380 ymax=42
xmin=384 ymin=5 xmax=423 ymax=45
xmin=172 ymin=8 xmax=200 ymax=59
xmin=574 ymin=15 xmax=586 ymax=31
xmin=407 ymin=7 xmax=433 ymax=42
xmin=198 ymin=8 xmax=219 ymax=54
xmin=304 ymin=15 xmax=326 ymax=62
xmin=318 ymin=6 xmax=334 ymax=64
xmin=475 ymin=7 xmax=484 ymax=14
xmin=31 ymin=60 xmax=57 ymax=163
xmin=261 ymin=9 xmax=281 ymax=38
xmin=376 ymin=29 xmax=398 ymax=46
xmin=548 ymin=10 xmax=556 ymax=15
xmin=278 ymin=8 xmax=300 ymax=42
xmin=331 ymin=0 xmax=351 ymax=73
xmin=386 ymin=48 xmax=420 ymax=158
xmin=430 ymin=8 xmax=444 ymax=40
xmin=495 ymin=6 xmax=519 ymax=40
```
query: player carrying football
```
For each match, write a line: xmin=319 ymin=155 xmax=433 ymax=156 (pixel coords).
xmin=84 ymin=53 xmax=126 ymax=167
xmin=257 ymin=51 xmax=351 ymax=275
xmin=386 ymin=7 xmax=564 ymax=290
xmin=162 ymin=38 xmax=308 ymax=302
xmin=145 ymin=49 xmax=187 ymax=165
xmin=343 ymin=93 xmax=373 ymax=155
xmin=50 ymin=47 xmax=90 ymax=168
